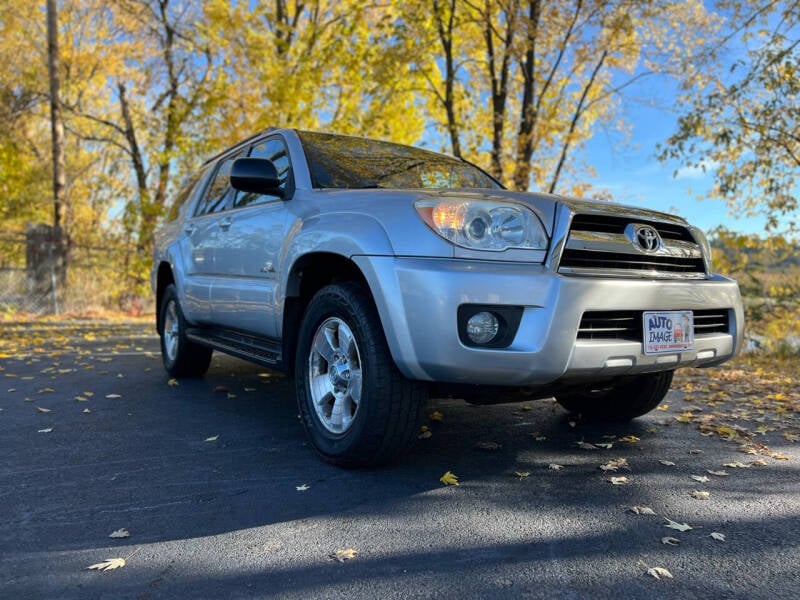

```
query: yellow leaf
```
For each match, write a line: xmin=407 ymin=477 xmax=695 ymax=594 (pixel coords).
xmin=204 ymin=435 xmax=219 ymax=442
xmin=330 ymin=548 xmax=357 ymax=562
xmin=105 ymin=394 xmax=121 ymax=399
xmin=514 ymin=471 xmax=530 ymax=479
xmin=167 ymin=378 xmax=178 ymax=386
xmin=647 ymin=566 xmax=673 ymax=580
xmin=690 ymin=475 xmax=709 ymax=483
xmin=609 ymin=476 xmax=628 ymax=485
xmin=620 ymin=435 xmax=640 ymax=443
xmin=87 ymin=558 xmax=125 ymax=572
xmin=440 ymin=471 xmax=459 ymax=486
xmin=549 ymin=463 xmax=564 ymax=471
xmin=690 ymin=490 xmax=710 ymax=500
xmin=36 ymin=407 xmax=51 ymax=413
xmin=429 ymin=410 xmax=444 ymax=421
xmin=659 ymin=460 xmax=676 ymax=466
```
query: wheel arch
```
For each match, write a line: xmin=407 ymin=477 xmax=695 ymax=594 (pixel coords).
xmin=282 ymin=252 xmax=373 ymax=375
xmin=155 ymin=262 xmax=175 ymax=335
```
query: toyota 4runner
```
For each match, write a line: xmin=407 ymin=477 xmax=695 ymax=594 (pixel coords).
xmin=152 ymin=128 xmax=744 ymax=467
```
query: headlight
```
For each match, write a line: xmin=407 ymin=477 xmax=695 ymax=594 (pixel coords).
xmin=415 ymin=199 xmax=548 ymax=251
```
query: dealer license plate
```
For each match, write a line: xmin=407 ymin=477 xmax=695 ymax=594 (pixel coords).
xmin=643 ymin=311 xmax=694 ymax=355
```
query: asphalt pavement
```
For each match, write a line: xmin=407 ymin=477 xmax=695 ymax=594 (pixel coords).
xmin=0 ymin=320 xmax=798 ymax=599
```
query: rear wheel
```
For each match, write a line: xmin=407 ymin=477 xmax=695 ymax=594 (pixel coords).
xmin=555 ymin=371 xmax=673 ymax=421
xmin=295 ymin=282 xmax=427 ymax=467
xmin=159 ymin=284 xmax=212 ymax=377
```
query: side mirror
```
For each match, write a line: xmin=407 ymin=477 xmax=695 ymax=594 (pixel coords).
xmin=230 ymin=158 xmax=282 ymax=196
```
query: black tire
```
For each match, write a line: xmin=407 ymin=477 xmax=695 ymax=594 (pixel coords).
xmin=555 ymin=371 xmax=674 ymax=421
xmin=294 ymin=282 xmax=428 ymax=468
xmin=158 ymin=284 xmax=212 ymax=377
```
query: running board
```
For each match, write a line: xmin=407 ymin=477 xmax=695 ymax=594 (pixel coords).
xmin=186 ymin=327 xmax=283 ymax=369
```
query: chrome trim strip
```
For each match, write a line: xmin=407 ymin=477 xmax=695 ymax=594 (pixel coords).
xmin=564 ymin=231 xmax=703 ymax=258
xmin=558 ymin=266 xmax=707 ymax=280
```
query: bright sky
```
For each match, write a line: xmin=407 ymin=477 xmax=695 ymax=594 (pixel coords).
xmin=579 ymin=93 xmax=768 ymax=237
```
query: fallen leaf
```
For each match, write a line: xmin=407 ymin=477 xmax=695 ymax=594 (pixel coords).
xmin=38 ymin=428 xmax=53 ymax=433
xmin=661 ymin=536 xmax=680 ymax=546
xmin=659 ymin=460 xmax=676 ymax=466
xmin=296 ymin=484 xmax=310 ymax=491
xmin=75 ymin=396 xmax=88 ymax=402
xmin=87 ymin=558 xmax=125 ymax=572
xmin=656 ymin=404 xmax=669 ymax=411
xmin=647 ymin=566 xmax=674 ymax=580
xmin=629 ymin=506 xmax=656 ymax=515
xmin=514 ymin=471 xmax=530 ymax=479
xmin=596 ymin=442 xmax=614 ymax=449
xmin=690 ymin=475 xmax=710 ymax=483
xmin=244 ymin=387 xmax=256 ymax=392
xmin=707 ymin=470 xmax=728 ymax=477
xmin=440 ymin=471 xmax=459 ymax=486
xmin=330 ymin=548 xmax=357 ymax=563
xmin=664 ymin=518 xmax=693 ymax=532
xmin=83 ymin=408 xmax=91 ymax=414
xmin=749 ymin=458 xmax=768 ymax=466
xmin=688 ymin=449 xmax=703 ymax=455
xmin=576 ymin=441 xmax=599 ymax=450
xmin=36 ymin=407 xmax=51 ymax=413
xmin=227 ymin=393 xmax=237 ymax=399
xmin=690 ymin=490 xmax=710 ymax=500
xmin=109 ymin=528 xmax=130 ymax=538
xmin=204 ymin=435 xmax=219 ymax=442
xmin=710 ymin=532 xmax=726 ymax=542
xmin=474 ymin=441 xmax=501 ymax=451
xmin=213 ymin=385 xmax=229 ymax=393
xmin=429 ymin=410 xmax=444 ymax=421
xmin=609 ymin=476 xmax=629 ymax=485
xmin=520 ymin=405 xmax=533 ymax=411
xmin=620 ymin=435 xmax=640 ymax=443
xmin=548 ymin=463 xmax=564 ymax=471
xmin=723 ymin=461 xmax=750 ymax=468
xmin=167 ymin=378 xmax=178 ymax=387
xmin=417 ymin=425 xmax=432 ymax=439
xmin=600 ymin=458 xmax=628 ymax=472
xmin=105 ymin=394 xmax=121 ymax=399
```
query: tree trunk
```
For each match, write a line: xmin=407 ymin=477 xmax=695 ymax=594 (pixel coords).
xmin=46 ymin=0 xmax=66 ymax=230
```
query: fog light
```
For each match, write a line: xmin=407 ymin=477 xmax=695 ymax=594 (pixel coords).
xmin=466 ymin=311 xmax=499 ymax=344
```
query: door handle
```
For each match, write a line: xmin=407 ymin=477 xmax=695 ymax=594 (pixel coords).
xmin=219 ymin=217 xmax=232 ymax=231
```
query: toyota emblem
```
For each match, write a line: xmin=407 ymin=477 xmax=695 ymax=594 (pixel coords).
xmin=626 ymin=224 xmax=662 ymax=252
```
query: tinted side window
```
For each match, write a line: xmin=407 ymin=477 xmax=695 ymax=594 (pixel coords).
xmin=167 ymin=171 xmax=204 ymax=221
xmin=233 ymin=138 xmax=292 ymax=208
xmin=194 ymin=153 xmax=241 ymax=217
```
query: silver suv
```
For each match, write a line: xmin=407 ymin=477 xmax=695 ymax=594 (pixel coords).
xmin=152 ymin=129 xmax=744 ymax=467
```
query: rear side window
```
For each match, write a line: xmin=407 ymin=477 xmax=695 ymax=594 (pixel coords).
xmin=166 ymin=168 xmax=207 ymax=222
xmin=194 ymin=152 xmax=242 ymax=217
xmin=233 ymin=137 xmax=293 ymax=208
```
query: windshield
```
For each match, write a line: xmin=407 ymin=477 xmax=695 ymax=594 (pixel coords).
xmin=297 ymin=131 xmax=502 ymax=190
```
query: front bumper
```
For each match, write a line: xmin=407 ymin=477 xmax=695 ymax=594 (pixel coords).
xmin=353 ymin=256 xmax=744 ymax=386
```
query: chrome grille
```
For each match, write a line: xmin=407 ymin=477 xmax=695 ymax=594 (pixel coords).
xmin=577 ymin=309 xmax=731 ymax=341
xmin=558 ymin=214 xmax=707 ymax=278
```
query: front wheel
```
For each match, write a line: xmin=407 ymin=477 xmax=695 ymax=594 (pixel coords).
xmin=555 ymin=371 xmax=674 ymax=421
xmin=159 ymin=284 xmax=212 ymax=377
xmin=295 ymin=283 xmax=427 ymax=467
